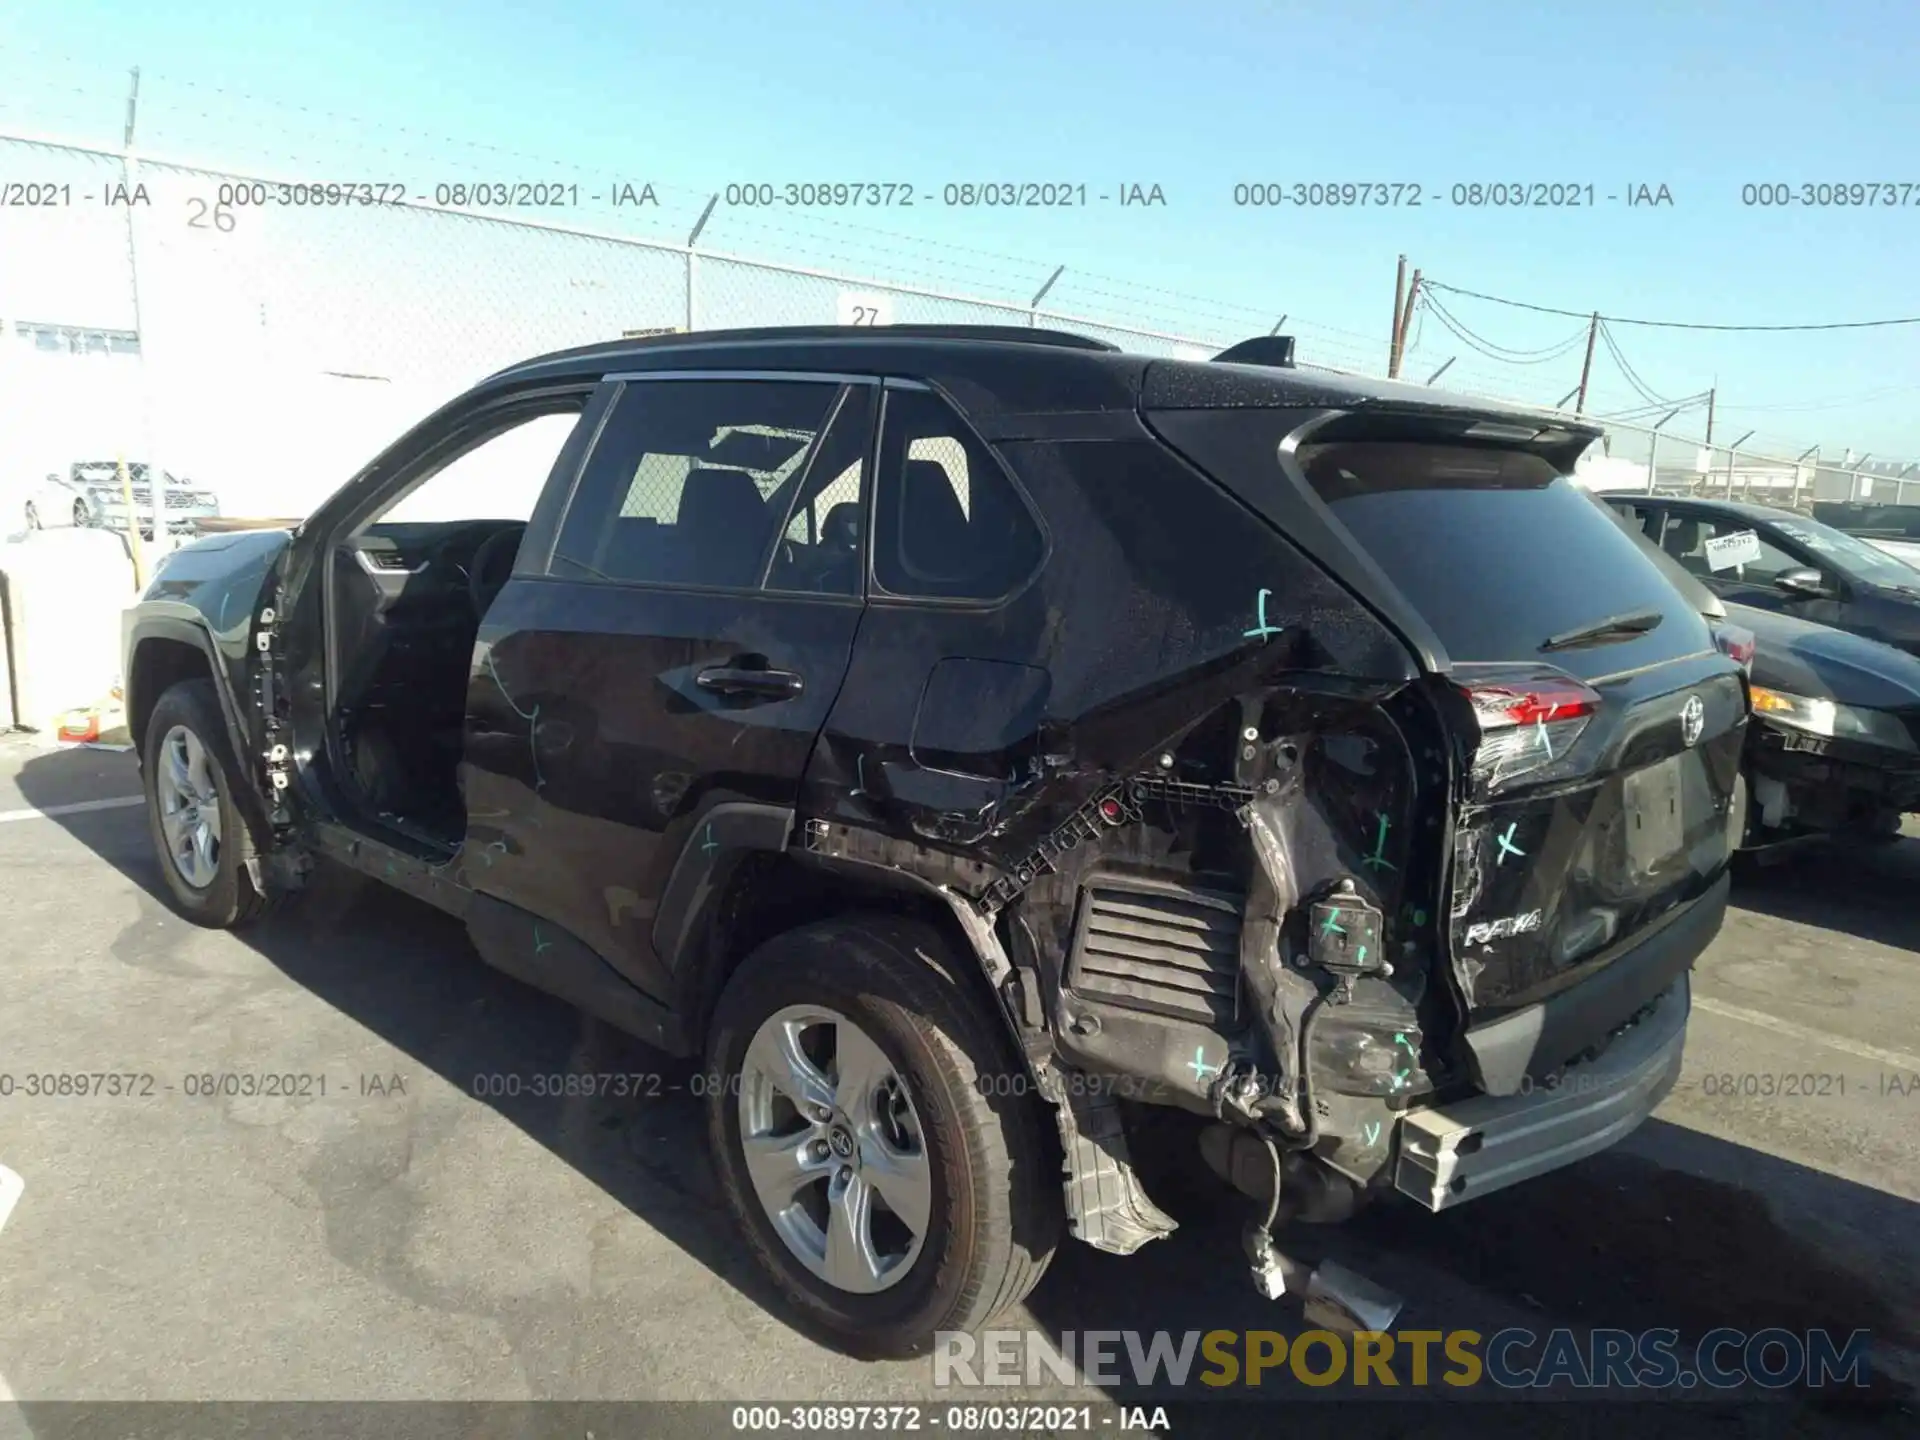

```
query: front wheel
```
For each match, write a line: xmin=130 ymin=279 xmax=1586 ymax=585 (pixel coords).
xmin=142 ymin=679 xmax=274 ymax=928
xmin=71 ymin=498 xmax=89 ymax=528
xmin=706 ymin=915 xmax=1062 ymax=1358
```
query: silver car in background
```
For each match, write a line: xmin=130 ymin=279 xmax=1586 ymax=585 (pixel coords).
xmin=24 ymin=461 xmax=222 ymax=538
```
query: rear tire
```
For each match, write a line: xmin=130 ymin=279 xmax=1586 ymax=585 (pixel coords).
xmin=72 ymin=499 xmax=88 ymax=528
xmin=142 ymin=679 xmax=275 ymax=929
xmin=706 ymin=914 xmax=1062 ymax=1358
xmin=23 ymin=502 xmax=39 ymax=530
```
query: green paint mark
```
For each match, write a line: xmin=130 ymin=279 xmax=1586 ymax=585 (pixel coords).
xmin=1363 ymin=812 xmax=1396 ymax=872
xmin=1362 ymin=1120 xmax=1382 ymax=1146
xmin=1319 ymin=908 xmax=1346 ymax=938
xmin=1389 ymin=1031 xmax=1419 ymax=1091
xmin=1187 ymin=1047 xmax=1222 ymax=1084
xmin=1496 ymin=822 xmax=1526 ymax=864
xmin=533 ymin=926 xmax=553 ymax=956
xmin=1243 ymin=588 xmax=1283 ymax=642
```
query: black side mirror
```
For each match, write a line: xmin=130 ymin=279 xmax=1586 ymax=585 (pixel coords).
xmin=1774 ymin=566 xmax=1831 ymax=599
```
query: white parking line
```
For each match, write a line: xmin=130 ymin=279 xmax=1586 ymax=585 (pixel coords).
xmin=0 ymin=797 xmax=144 ymax=825
xmin=1693 ymin=995 xmax=1920 ymax=1073
xmin=0 ymin=1371 xmax=30 ymax=1440
xmin=0 ymin=1169 xmax=27 ymax=1437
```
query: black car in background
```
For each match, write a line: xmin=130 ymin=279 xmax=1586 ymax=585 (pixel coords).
xmin=1604 ymin=495 xmax=1920 ymax=655
xmin=1730 ymin=603 xmax=1920 ymax=843
xmin=1599 ymin=497 xmax=1920 ymax=846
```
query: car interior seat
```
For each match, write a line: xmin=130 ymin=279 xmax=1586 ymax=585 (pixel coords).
xmin=675 ymin=467 xmax=771 ymax=585
xmin=1665 ymin=518 xmax=1707 ymax=575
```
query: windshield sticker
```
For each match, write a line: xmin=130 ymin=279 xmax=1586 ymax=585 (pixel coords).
xmin=1704 ymin=530 xmax=1764 ymax=571
xmin=1775 ymin=523 xmax=1835 ymax=553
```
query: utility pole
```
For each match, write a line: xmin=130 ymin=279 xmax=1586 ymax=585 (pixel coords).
xmin=1388 ymin=255 xmax=1407 ymax=376
xmin=1394 ymin=269 xmax=1422 ymax=376
xmin=1574 ymin=312 xmax=1599 ymax=414
xmin=1704 ymin=384 xmax=1716 ymax=446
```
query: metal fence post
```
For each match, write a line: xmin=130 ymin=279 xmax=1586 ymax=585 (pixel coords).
xmin=1030 ymin=266 xmax=1064 ymax=328
xmin=1790 ymin=446 xmax=1817 ymax=511
xmin=1644 ymin=409 xmax=1680 ymax=494
xmin=685 ymin=194 xmax=717 ymax=334
xmin=117 ymin=68 xmax=168 ymax=556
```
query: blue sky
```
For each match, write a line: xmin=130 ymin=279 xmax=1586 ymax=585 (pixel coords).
xmin=4 ymin=0 xmax=1919 ymax=458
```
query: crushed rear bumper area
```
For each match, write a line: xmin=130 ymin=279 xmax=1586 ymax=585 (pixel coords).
xmin=1392 ymin=974 xmax=1688 ymax=1212
xmin=1458 ymin=872 xmax=1725 ymax=1096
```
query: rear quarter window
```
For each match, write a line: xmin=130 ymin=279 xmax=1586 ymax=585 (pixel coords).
xmin=1297 ymin=440 xmax=1713 ymax=675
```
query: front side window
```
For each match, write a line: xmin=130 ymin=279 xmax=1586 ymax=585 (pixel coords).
xmin=552 ymin=379 xmax=844 ymax=590
xmin=375 ymin=409 xmax=584 ymax=526
xmin=1658 ymin=513 xmax=1798 ymax=585
xmin=871 ymin=389 xmax=1043 ymax=601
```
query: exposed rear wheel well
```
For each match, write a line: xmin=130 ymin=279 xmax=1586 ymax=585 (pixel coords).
xmin=129 ymin=638 xmax=217 ymax=756
xmin=686 ymin=851 xmax=1016 ymax=1058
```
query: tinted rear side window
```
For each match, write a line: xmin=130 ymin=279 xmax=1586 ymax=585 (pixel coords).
xmin=1297 ymin=441 xmax=1711 ymax=674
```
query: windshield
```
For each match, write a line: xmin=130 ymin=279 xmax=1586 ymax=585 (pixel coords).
xmin=1770 ymin=513 xmax=1920 ymax=587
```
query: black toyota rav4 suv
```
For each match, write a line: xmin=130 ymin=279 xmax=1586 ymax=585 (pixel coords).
xmin=123 ymin=325 xmax=1745 ymax=1356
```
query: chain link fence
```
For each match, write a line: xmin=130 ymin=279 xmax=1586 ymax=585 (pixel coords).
xmin=1 ymin=131 xmax=1907 ymax=527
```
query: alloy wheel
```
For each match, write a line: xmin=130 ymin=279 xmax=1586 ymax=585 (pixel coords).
xmin=155 ymin=724 xmax=223 ymax=889
xmin=737 ymin=1004 xmax=932 ymax=1295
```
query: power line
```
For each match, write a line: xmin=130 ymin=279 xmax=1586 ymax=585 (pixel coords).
xmin=1425 ymin=280 xmax=1920 ymax=332
xmin=1596 ymin=319 xmax=1687 ymax=408
xmin=1420 ymin=291 xmax=1589 ymax=365
xmin=1421 ymin=290 xmax=1589 ymax=360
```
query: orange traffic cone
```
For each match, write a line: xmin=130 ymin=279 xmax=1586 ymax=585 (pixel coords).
xmin=57 ymin=710 xmax=103 ymax=744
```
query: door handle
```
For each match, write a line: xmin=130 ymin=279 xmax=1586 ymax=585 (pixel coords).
xmin=695 ymin=665 xmax=805 ymax=699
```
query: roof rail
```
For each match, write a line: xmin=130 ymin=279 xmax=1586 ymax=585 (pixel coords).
xmin=1211 ymin=335 xmax=1296 ymax=368
xmin=610 ymin=323 xmax=1121 ymax=352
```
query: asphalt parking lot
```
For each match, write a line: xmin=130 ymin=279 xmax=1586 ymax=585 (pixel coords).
xmin=1 ymin=733 xmax=1918 ymax=1433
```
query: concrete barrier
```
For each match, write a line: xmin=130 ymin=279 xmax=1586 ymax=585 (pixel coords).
xmin=0 ymin=527 xmax=140 ymax=733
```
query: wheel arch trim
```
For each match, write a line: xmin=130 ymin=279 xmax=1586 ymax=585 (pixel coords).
xmin=125 ymin=616 xmax=275 ymax=850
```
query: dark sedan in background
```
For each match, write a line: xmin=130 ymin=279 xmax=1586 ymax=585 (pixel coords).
xmin=1603 ymin=494 xmax=1920 ymax=656
xmin=1730 ymin=602 xmax=1920 ymax=844
xmin=1599 ymin=493 xmax=1920 ymax=847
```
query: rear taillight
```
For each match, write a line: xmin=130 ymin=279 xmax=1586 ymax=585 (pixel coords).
xmin=1712 ymin=621 xmax=1756 ymax=672
xmin=1454 ymin=668 xmax=1602 ymax=789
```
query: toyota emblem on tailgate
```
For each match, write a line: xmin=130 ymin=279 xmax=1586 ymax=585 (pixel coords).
xmin=1680 ymin=694 xmax=1705 ymax=747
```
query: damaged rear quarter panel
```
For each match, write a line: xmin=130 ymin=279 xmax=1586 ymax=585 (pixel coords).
xmin=807 ymin=414 xmax=1456 ymax=1164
